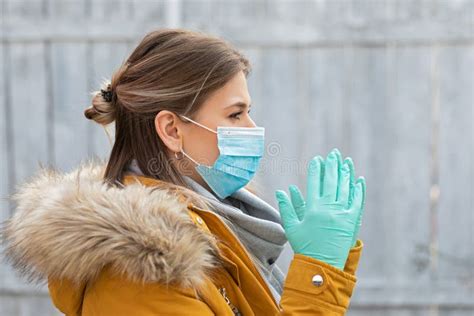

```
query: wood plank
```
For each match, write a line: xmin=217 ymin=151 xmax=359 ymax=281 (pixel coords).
xmin=2 ymin=42 xmax=50 ymax=292
xmin=51 ymin=42 xmax=90 ymax=170
xmin=9 ymin=42 xmax=50 ymax=189
xmin=47 ymin=2 xmax=89 ymax=168
xmin=437 ymin=45 xmax=474 ymax=289
xmin=4 ymin=0 xmax=46 ymax=19
xmin=306 ymin=47 xmax=352 ymax=157
xmin=45 ymin=0 xmax=86 ymax=18
xmin=350 ymin=284 xmax=474 ymax=307
xmin=128 ymin=0 xmax=166 ymax=22
xmin=346 ymin=46 xmax=392 ymax=283
xmin=0 ymin=41 xmax=15 ymax=299
xmin=257 ymin=48 xmax=307 ymax=203
xmin=0 ymin=294 xmax=60 ymax=316
xmin=348 ymin=308 xmax=431 ymax=316
xmin=52 ymin=0 xmax=132 ymax=20
xmin=0 ymin=43 xmax=10 ymax=223
xmin=2 ymin=18 xmax=474 ymax=45
xmin=347 ymin=46 xmax=432 ymax=287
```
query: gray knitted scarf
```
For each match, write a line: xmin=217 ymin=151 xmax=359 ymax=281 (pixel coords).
xmin=126 ymin=159 xmax=288 ymax=304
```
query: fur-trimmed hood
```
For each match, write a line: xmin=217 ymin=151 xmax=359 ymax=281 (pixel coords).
xmin=1 ymin=159 xmax=222 ymax=290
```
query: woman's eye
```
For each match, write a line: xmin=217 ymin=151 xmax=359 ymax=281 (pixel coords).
xmin=229 ymin=111 xmax=243 ymax=119
xmin=229 ymin=109 xmax=251 ymax=120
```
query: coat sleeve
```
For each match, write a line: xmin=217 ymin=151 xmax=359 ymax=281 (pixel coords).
xmin=278 ymin=239 xmax=364 ymax=315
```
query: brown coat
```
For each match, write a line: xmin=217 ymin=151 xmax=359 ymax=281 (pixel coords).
xmin=2 ymin=160 xmax=363 ymax=315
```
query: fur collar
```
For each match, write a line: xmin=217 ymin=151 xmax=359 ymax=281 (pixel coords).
xmin=1 ymin=159 xmax=222 ymax=289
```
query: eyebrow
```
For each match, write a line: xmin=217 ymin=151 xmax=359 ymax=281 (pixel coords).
xmin=225 ymin=101 xmax=252 ymax=109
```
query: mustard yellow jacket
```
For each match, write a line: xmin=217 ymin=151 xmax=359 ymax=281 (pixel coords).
xmin=2 ymin=160 xmax=363 ymax=315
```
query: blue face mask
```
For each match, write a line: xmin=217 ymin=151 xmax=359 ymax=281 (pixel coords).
xmin=179 ymin=115 xmax=265 ymax=199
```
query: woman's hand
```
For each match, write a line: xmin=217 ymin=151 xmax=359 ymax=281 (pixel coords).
xmin=275 ymin=148 xmax=366 ymax=270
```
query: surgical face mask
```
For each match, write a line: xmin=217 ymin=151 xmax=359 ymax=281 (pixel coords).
xmin=179 ymin=115 xmax=265 ymax=199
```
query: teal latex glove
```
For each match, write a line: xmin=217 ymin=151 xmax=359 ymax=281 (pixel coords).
xmin=275 ymin=148 xmax=366 ymax=270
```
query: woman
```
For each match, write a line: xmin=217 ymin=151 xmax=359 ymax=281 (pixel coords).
xmin=1 ymin=28 xmax=365 ymax=315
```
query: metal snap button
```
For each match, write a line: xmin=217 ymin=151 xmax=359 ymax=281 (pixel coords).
xmin=312 ymin=274 xmax=324 ymax=287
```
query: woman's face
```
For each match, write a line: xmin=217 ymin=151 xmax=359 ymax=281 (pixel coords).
xmin=155 ymin=70 xmax=256 ymax=190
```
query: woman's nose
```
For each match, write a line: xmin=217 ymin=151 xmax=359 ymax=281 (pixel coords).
xmin=246 ymin=116 xmax=257 ymax=128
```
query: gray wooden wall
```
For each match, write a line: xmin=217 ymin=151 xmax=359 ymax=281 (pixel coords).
xmin=1 ymin=0 xmax=473 ymax=315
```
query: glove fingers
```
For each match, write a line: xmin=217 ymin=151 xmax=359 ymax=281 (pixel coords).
xmin=323 ymin=148 xmax=342 ymax=202
xmin=337 ymin=157 xmax=355 ymax=209
xmin=289 ymin=184 xmax=306 ymax=221
xmin=352 ymin=176 xmax=366 ymax=212
xmin=350 ymin=177 xmax=366 ymax=246
xmin=306 ymin=156 xmax=324 ymax=208
xmin=275 ymin=190 xmax=299 ymax=230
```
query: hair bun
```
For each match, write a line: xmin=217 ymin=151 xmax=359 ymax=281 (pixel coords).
xmin=100 ymin=84 xmax=114 ymax=103
xmin=84 ymin=80 xmax=116 ymax=125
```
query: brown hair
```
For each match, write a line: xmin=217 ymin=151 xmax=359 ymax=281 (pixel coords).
xmin=84 ymin=28 xmax=252 ymax=208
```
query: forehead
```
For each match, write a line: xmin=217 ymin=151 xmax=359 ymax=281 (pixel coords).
xmin=205 ymin=71 xmax=251 ymax=108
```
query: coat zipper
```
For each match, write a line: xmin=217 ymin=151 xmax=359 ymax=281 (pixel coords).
xmin=219 ymin=287 xmax=242 ymax=316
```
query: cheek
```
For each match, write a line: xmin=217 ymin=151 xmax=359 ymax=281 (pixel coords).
xmin=186 ymin=130 xmax=219 ymax=165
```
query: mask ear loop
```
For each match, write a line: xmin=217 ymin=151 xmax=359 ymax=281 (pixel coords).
xmin=174 ymin=147 xmax=201 ymax=166
xmin=179 ymin=115 xmax=218 ymax=134
xmin=178 ymin=115 xmax=216 ymax=167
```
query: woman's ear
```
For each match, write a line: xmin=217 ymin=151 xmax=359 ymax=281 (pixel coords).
xmin=154 ymin=110 xmax=182 ymax=153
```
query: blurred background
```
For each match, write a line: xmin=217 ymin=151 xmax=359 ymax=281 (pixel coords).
xmin=1 ymin=0 xmax=473 ymax=315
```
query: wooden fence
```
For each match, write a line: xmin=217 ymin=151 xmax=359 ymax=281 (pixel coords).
xmin=1 ymin=0 xmax=473 ymax=314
